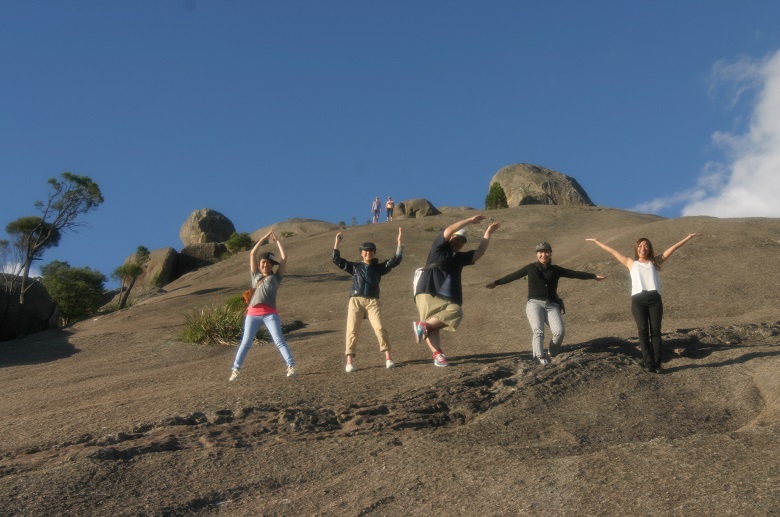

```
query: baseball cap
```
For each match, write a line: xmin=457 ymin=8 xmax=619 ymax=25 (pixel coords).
xmin=257 ymin=252 xmax=279 ymax=265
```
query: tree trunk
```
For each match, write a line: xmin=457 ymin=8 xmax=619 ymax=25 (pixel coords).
xmin=118 ymin=275 xmax=139 ymax=310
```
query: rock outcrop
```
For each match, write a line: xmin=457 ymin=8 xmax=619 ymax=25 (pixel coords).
xmin=179 ymin=209 xmax=236 ymax=247
xmin=251 ymin=219 xmax=341 ymax=241
xmin=123 ymin=247 xmax=179 ymax=288
xmin=397 ymin=198 xmax=440 ymax=218
xmin=489 ymin=164 xmax=594 ymax=207
xmin=178 ymin=243 xmax=228 ymax=277
xmin=0 ymin=275 xmax=59 ymax=340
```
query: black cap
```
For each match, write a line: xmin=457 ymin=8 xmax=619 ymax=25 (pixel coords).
xmin=257 ymin=251 xmax=279 ymax=265
xmin=534 ymin=242 xmax=552 ymax=253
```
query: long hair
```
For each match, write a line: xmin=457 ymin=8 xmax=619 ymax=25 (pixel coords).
xmin=635 ymin=237 xmax=661 ymax=270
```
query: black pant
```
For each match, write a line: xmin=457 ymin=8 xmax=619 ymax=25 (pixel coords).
xmin=631 ymin=290 xmax=663 ymax=368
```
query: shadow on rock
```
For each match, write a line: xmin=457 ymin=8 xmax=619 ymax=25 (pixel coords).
xmin=0 ymin=329 xmax=78 ymax=368
xmin=666 ymin=347 xmax=780 ymax=373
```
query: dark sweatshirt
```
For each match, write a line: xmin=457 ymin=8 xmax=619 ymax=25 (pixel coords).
xmin=493 ymin=262 xmax=597 ymax=303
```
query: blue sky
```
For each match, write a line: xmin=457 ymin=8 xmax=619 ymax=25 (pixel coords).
xmin=2 ymin=1 xmax=780 ymax=287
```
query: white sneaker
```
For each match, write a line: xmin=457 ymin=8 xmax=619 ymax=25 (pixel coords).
xmin=229 ymin=368 xmax=240 ymax=382
xmin=286 ymin=366 xmax=297 ymax=377
xmin=345 ymin=363 xmax=355 ymax=373
xmin=537 ymin=356 xmax=550 ymax=366
xmin=386 ymin=359 xmax=396 ymax=368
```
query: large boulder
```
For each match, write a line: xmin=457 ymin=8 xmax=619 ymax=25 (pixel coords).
xmin=489 ymin=164 xmax=595 ymax=207
xmin=180 ymin=209 xmax=236 ymax=246
xmin=0 ymin=275 xmax=59 ymax=340
xmin=123 ymin=247 xmax=179 ymax=288
xmin=177 ymin=243 xmax=227 ymax=277
xmin=397 ymin=198 xmax=441 ymax=218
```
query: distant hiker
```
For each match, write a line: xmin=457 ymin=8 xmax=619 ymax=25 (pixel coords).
xmin=413 ymin=215 xmax=500 ymax=366
xmin=386 ymin=196 xmax=395 ymax=221
xmin=587 ymin=234 xmax=700 ymax=373
xmin=486 ymin=241 xmax=605 ymax=365
xmin=372 ymin=196 xmax=381 ymax=224
xmin=332 ymin=228 xmax=404 ymax=372
xmin=230 ymin=229 xmax=295 ymax=381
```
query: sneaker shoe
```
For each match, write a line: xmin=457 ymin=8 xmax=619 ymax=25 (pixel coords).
xmin=345 ymin=363 xmax=355 ymax=373
xmin=536 ymin=356 xmax=550 ymax=366
xmin=386 ymin=359 xmax=396 ymax=369
xmin=286 ymin=366 xmax=297 ymax=377
xmin=433 ymin=352 xmax=448 ymax=367
xmin=413 ymin=321 xmax=428 ymax=344
xmin=229 ymin=368 xmax=240 ymax=382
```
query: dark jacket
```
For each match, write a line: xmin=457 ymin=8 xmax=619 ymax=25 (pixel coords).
xmin=332 ymin=248 xmax=402 ymax=299
xmin=418 ymin=232 xmax=475 ymax=306
xmin=493 ymin=262 xmax=597 ymax=308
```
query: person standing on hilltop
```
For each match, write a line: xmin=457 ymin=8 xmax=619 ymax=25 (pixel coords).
xmin=486 ymin=241 xmax=605 ymax=365
xmin=386 ymin=196 xmax=395 ymax=221
xmin=332 ymin=228 xmax=403 ymax=372
xmin=413 ymin=215 xmax=500 ymax=367
xmin=372 ymin=196 xmax=381 ymax=224
xmin=586 ymin=234 xmax=700 ymax=373
xmin=230 ymin=229 xmax=296 ymax=381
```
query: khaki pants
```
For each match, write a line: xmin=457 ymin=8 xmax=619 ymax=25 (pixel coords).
xmin=345 ymin=296 xmax=390 ymax=356
xmin=415 ymin=293 xmax=463 ymax=331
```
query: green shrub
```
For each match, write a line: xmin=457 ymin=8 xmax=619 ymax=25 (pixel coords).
xmin=485 ymin=182 xmax=509 ymax=210
xmin=180 ymin=298 xmax=306 ymax=346
xmin=226 ymin=232 xmax=254 ymax=254
xmin=280 ymin=231 xmax=296 ymax=238
xmin=180 ymin=305 xmax=244 ymax=346
xmin=224 ymin=293 xmax=246 ymax=313
xmin=41 ymin=260 xmax=107 ymax=325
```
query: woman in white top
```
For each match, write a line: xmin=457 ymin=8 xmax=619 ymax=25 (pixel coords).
xmin=586 ymin=234 xmax=699 ymax=373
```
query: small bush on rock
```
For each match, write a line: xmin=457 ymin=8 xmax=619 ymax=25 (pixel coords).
xmin=180 ymin=298 xmax=305 ymax=346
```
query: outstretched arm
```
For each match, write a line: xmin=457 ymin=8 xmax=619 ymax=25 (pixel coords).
xmin=586 ymin=238 xmax=633 ymax=270
xmin=486 ymin=263 xmax=531 ymax=289
xmin=331 ymin=232 xmax=354 ymax=273
xmin=657 ymin=233 xmax=700 ymax=265
xmin=270 ymin=230 xmax=287 ymax=277
xmin=443 ymin=214 xmax=487 ymax=240
xmin=472 ymin=222 xmax=500 ymax=263
xmin=381 ymin=227 xmax=405 ymax=272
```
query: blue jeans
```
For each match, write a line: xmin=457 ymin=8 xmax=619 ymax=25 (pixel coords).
xmin=525 ymin=299 xmax=565 ymax=358
xmin=232 ymin=313 xmax=294 ymax=369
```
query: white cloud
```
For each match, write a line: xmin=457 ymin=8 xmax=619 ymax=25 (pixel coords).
xmin=632 ymin=50 xmax=780 ymax=217
xmin=1 ymin=262 xmax=41 ymax=278
xmin=683 ymin=50 xmax=780 ymax=217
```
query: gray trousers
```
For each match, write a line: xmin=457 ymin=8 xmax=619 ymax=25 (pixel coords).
xmin=525 ymin=299 xmax=565 ymax=358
